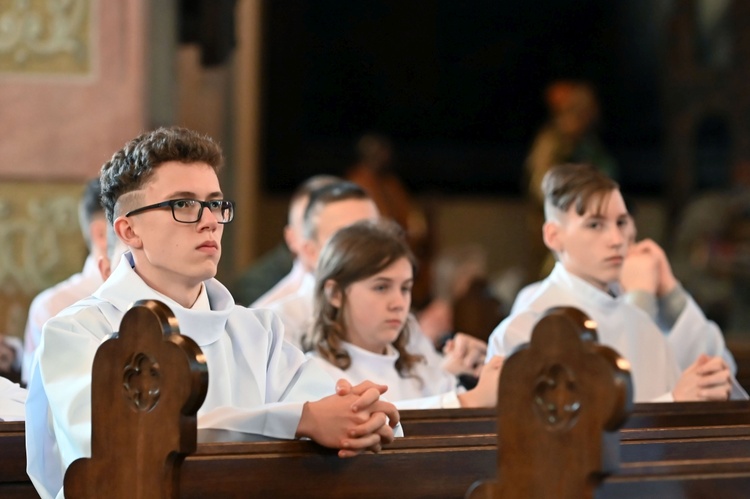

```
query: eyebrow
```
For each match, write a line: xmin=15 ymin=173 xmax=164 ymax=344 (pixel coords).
xmin=371 ymin=276 xmax=414 ymax=284
xmin=163 ymin=191 xmax=224 ymax=199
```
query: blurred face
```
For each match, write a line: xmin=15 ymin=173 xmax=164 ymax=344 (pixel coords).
xmin=301 ymin=198 xmax=379 ymax=271
xmin=284 ymin=195 xmax=308 ymax=256
xmin=335 ymin=257 xmax=413 ymax=354
xmin=114 ymin=161 xmax=224 ymax=306
xmin=544 ymin=189 xmax=630 ymax=291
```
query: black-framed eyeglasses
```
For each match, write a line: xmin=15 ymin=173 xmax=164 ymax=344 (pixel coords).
xmin=125 ymin=199 xmax=235 ymax=224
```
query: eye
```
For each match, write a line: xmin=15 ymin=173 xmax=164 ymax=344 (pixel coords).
xmin=208 ymin=200 xmax=223 ymax=210
xmin=172 ymin=199 xmax=195 ymax=209
xmin=587 ymin=220 xmax=602 ymax=230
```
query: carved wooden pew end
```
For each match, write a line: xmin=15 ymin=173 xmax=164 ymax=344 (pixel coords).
xmin=64 ymin=300 xmax=208 ymax=499
xmin=468 ymin=306 xmax=633 ymax=499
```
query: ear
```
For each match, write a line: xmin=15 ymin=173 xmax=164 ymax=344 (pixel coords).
xmin=299 ymin=238 xmax=319 ymax=273
xmin=97 ymin=255 xmax=112 ymax=281
xmin=114 ymin=216 xmax=142 ymax=250
xmin=542 ymin=220 xmax=563 ymax=253
xmin=324 ymin=279 xmax=343 ymax=308
xmin=283 ymin=225 xmax=298 ymax=256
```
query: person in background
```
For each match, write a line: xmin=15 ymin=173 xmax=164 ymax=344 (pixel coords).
xmin=21 ymin=177 xmax=107 ymax=385
xmin=242 ymin=175 xmax=340 ymax=308
xmin=489 ymin=163 xmax=740 ymax=403
xmin=524 ymin=80 xmax=617 ymax=281
xmin=265 ymin=181 xmax=487 ymax=380
xmin=307 ymin=219 xmax=503 ymax=409
xmin=345 ymin=133 xmax=431 ymax=305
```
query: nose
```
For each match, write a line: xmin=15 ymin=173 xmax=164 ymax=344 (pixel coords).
xmin=389 ymin=290 xmax=409 ymax=311
xmin=609 ymin=223 xmax=625 ymax=247
xmin=197 ymin=205 xmax=220 ymax=230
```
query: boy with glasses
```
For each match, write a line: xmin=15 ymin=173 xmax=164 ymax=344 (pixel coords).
xmin=25 ymin=127 xmax=399 ymax=499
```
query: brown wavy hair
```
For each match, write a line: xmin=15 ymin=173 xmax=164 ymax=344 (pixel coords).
xmin=306 ymin=219 xmax=424 ymax=379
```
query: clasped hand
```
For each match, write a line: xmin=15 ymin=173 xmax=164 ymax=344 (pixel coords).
xmin=296 ymin=379 xmax=400 ymax=458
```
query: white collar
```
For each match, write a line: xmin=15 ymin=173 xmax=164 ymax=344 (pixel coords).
xmin=549 ymin=263 xmax=621 ymax=312
xmin=191 ymin=283 xmax=210 ymax=310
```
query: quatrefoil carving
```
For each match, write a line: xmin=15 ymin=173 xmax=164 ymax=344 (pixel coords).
xmin=533 ymin=363 xmax=581 ymax=430
xmin=122 ymin=353 xmax=161 ymax=412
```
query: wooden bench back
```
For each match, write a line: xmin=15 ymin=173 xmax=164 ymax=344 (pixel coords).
xmin=468 ymin=306 xmax=633 ymax=499
xmin=63 ymin=300 xmax=208 ymax=499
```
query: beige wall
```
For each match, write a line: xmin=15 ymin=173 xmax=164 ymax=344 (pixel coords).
xmin=0 ymin=0 xmax=146 ymax=181
xmin=0 ymin=0 xmax=147 ymax=338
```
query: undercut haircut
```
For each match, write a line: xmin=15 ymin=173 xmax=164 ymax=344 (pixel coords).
xmin=288 ymin=175 xmax=342 ymax=225
xmin=99 ymin=126 xmax=224 ymax=224
xmin=542 ymin=163 xmax=619 ymax=221
xmin=302 ymin=181 xmax=370 ymax=240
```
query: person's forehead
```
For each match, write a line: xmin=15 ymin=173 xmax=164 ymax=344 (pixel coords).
xmin=571 ymin=190 xmax=626 ymax=218
xmin=317 ymin=199 xmax=378 ymax=235
xmin=143 ymin=161 xmax=220 ymax=195
xmin=360 ymin=257 xmax=413 ymax=283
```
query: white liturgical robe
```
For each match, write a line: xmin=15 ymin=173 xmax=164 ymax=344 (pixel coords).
xmin=25 ymin=252 xmax=339 ymax=499
xmin=490 ymin=264 xmax=747 ymax=402
xmin=310 ymin=341 xmax=462 ymax=410
xmin=490 ymin=263 xmax=682 ymax=402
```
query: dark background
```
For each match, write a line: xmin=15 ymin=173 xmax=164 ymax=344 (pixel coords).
xmin=260 ymin=1 xmax=708 ymax=195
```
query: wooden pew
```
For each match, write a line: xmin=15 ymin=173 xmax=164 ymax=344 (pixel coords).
xmin=0 ymin=421 xmax=37 ymax=499
xmin=466 ymin=307 xmax=750 ymax=498
xmin=400 ymin=399 xmax=750 ymax=438
xmin=53 ymin=301 xmax=750 ymax=498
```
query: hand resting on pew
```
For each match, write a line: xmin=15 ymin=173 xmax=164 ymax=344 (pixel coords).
xmin=296 ymin=378 xmax=400 ymax=458
xmin=672 ymin=353 xmax=732 ymax=401
xmin=456 ymin=355 xmax=504 ymax=408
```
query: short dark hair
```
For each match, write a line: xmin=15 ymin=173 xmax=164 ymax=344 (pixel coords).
xmin=78 ymin=177 xmax=104 ymax=249
xmin=542 ymin=163 xmax=619 ymax=220
xmin=99 ymin=126 xmax=223 ymax=224
xmin=288 ymin=175 xmax=341 ymax=224
xmin=302 ymin=181 xmax=370 ymax=240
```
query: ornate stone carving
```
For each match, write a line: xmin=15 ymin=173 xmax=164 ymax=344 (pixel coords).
xmin=123 ymin=352 xmax=161 ymax=412
xmin=0 ymin=0 xmax=91 ymax=74
xmin=0 ymin=184 xmax=84 ymax=339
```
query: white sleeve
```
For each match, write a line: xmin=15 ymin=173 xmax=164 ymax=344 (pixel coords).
xmin=0 ymin=376 xmax=26 ymax=421
xmin=25 ymin=307 xmax=112 ymax=499
xmin=667 ymin=295 xmax=735 ymax=373
xmin=487 ymin=312 xmax=538 ymax=360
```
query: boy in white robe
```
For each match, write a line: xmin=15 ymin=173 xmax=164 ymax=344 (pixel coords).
xmin=247 ymin=175 xmax=340 ymax=308
xmin=488 ymin=163 xmax=737 ymax=402
xmin=25 ymin=127 xmax=399 ymax=499
xmin=510 ymin=217 xmax=736 ymax=374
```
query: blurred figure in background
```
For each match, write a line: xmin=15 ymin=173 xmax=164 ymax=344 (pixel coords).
xmin=232 ymin=175 xmax=340 ymax=307
xmin=21 ymin=178 xmax=107 ymax=385
xmin=346 ymin=133 xmax=432 ymax=306
xmin=525 ymin=81 xmax=618 ymax=281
